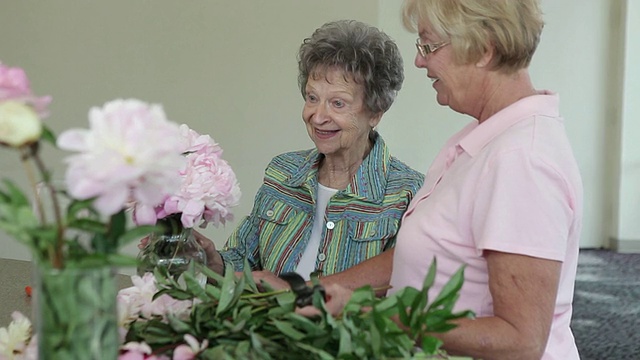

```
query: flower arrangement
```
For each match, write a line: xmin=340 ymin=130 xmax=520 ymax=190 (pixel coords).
xmin=0 ymin=62 xmax=187 ymax=270
xmin=132 ymin=123 xmax=242 ymax=281
xmin=0 ymin=61 xmax=241 ymax=359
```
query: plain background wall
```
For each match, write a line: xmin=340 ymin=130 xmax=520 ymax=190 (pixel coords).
xmin=0 ymin=0 xmax=636 ymax=261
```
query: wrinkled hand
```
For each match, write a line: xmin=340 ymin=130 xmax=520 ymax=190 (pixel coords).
xmin=192 ymin=230 xmax=217 ymax=258
xmin=296 ymin=283 xmax=353 ymax=317
xmin=251 ymin=270 xmax=291 ymax=291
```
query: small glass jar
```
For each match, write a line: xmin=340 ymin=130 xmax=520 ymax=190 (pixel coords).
xmin=137 ymin=222 xmax=208 ymax=285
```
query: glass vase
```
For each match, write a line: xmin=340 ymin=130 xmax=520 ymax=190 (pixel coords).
xmin=137 ymin=226 xmax=208 ymax=285
xmin=35 ymin=266 xmax=118 ymax=360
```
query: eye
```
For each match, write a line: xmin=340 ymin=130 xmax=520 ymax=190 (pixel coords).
xmin=332 ymin=99 xmax=345 ymax=108
xmin=305 ymin=93 xmax=318 ymax=103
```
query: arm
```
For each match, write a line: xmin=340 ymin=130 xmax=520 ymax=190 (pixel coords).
xmin=432 ymin=250 xmax=561 ymax=360
xmin=318 ymin=248 xmax=393 ymax=295
xmin=307 ymin=250 xmax=561 ymax=360
xmin=252 ymin=249 xmax=393 ymax=296
xmin=191 ymin=210 xmax=262 ymax=276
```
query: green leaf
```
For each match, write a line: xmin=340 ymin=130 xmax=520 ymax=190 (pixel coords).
xmin=272 ymin=320 xmax=306 ymax=341
xmin=66 ymin=198 xmax=97 ymax=220
xmin=183 ymin=271 xmax=209 ymax=301
xmin=107 ymin=210 xmax=126 ymax=242
xmin=420 ymin=335 xmax=444 ymax=355
xmin=67 ymin=218 xmax=106 ymax=233
xmin=167 ymin=314 xmax=193 ymax=333
xmin=429 ymin=265 xmax=466 ymax=311
xmin=1 ymin=179 xmax=30 ymax=207
xmin=40 ymin=125 xmax=57 ymax=146
xmin=118 ymin=225 xmax=160 ymax=248
xmin=105 ymin=253 xmax=138 ymax=267
xmin=216 ymin=264 xmax=238 ymax=316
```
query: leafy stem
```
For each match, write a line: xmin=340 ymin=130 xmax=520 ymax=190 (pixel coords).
xmin=20 ymin=142 xmax=65 ymax=268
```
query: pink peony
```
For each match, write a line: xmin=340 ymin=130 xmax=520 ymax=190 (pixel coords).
xmin=172 ymin=334 xmax=208 ymax=360
xmin=0 ymin=62 xmax=51 ymax=118
xmin=57 ymin=99 xmax=186 ymax=217
xmin=134 ymin=124 xmax=241 ymax=228
xmin=119 ymin=342 xmax=169 ymax=360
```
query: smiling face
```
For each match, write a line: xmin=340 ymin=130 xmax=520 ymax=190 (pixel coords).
xmin=302 ymin=68 xmax=381 ymax=160
xmin=415 ymin=25 xmax=487 ymax=118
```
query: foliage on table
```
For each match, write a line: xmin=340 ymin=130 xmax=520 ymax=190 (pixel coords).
xmin=120 ymin=260 xmax=473 ymax=359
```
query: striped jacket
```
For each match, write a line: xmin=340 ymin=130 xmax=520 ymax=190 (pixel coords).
xmin=219 ymin=133 xmax=424 ymax=276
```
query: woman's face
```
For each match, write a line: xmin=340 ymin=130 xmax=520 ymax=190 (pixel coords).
xmin=415 ymin=24 xmax=484 ymax=117
xmin=302 ymin=68 xmax=381 ymax=158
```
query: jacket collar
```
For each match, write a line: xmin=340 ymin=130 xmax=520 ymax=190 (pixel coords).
xmin=285 ymin=132 xmax=391 ymax=204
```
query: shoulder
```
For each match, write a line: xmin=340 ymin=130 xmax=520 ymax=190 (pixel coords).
xmin=265 ymin=149 xmax=314 ymax=177
xmin=387 ymin=156 xmax=424 ymax=195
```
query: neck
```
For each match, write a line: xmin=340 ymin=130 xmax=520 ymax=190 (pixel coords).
xmin=475 ymin=69 xmax=537 ymax=123
xmin=318 ymin=137 xmax=372 ymax=190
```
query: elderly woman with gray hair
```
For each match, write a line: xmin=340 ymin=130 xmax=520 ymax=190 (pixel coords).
xmin=198 ymin=19 xmax=423 ymax=292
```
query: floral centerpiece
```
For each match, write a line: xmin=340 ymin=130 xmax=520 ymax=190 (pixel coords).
xmin=0 ymin=61 xmax=237 ymax=359
xmin=134 ymin=124 xmax=241 ymax=283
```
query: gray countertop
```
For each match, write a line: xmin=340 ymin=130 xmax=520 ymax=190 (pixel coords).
xmin=0 ymin=258 xmax=133 ymax=326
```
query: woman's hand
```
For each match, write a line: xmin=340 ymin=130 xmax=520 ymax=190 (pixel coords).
xmin=192 ymin=230 xmax=225 ymax=275
xmin=296 ymin=283 xmax=353 ymax=317
xmin=250 ymin=271 xmax=291 ymax=291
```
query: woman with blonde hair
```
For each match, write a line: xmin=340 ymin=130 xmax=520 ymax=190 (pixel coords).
xmin=317 ymin=1 xmax=583 ymax=359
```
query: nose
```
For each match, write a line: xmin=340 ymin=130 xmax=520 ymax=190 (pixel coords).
xmin=310 ymin=103 xmax=330 ymax=124
xmin=414 ymin=52 xmax=427 ymax=69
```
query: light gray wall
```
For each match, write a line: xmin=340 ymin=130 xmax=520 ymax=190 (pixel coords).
xmin=0 ymin=0 xmax=378 ymax=260
xmin=615 ymin=0 xmax=640 ymax=252
xmin=0 ymin=0 xmax=636 ymax=261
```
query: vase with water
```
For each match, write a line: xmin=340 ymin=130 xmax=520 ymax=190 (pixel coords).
xmin=137 ymin=213 xmax=208 ymax=285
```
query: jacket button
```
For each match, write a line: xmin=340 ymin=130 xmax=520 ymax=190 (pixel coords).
xmin=266 ymin=210 xmax=274 ymax=217
xmin=318 ymin=253 xmax=326 ymax=262
xmin=326 ymin=221 xmax=335 ymax=230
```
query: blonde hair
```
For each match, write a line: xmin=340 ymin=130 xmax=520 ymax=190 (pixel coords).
xmin=403 ymin=0 xmax=544 ymax=73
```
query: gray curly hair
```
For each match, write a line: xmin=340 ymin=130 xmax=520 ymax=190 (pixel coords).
xmin=298 ymin=20 xmax=404 ymax=115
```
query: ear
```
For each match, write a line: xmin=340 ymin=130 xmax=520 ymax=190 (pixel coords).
xmin=369 ymin=112 xmax=383 ymax=128
xmin=476 ymin=43 xmax=495 ymax=68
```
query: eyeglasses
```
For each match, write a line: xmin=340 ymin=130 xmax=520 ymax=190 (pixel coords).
xmin=415 ymin=38 xmax=449 ymax=58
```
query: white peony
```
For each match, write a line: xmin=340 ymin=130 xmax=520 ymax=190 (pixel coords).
xmin=0 ymin=311 xmax=33 ymax=359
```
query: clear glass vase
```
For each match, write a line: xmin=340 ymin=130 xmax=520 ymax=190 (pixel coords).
xmin=137 ymin=225 xmax=208 ymax=285
xmin=35 ymin=266 xmax=118 ymax=360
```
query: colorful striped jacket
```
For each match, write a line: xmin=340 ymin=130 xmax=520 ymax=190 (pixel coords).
xmin=219 ymin=133 xmax=424 ymax=276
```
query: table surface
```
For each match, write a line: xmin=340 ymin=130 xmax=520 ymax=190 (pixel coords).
xmin=0 ymin=258 xmax=133 ymax=325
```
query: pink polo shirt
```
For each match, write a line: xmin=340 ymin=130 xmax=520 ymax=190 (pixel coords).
xmin=389 ymin=92 xmax=582 ymax=359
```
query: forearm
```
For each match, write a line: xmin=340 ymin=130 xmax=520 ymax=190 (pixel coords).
xmin=428 ymin=316 xmax=547 ymax=360
xmin=422 ymin=252 xmax=559 ymax=360
xmin=318 ymin=249 xmax=394 ymax=296
xmin=207 ymin=249 xmax=225 ymax=275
